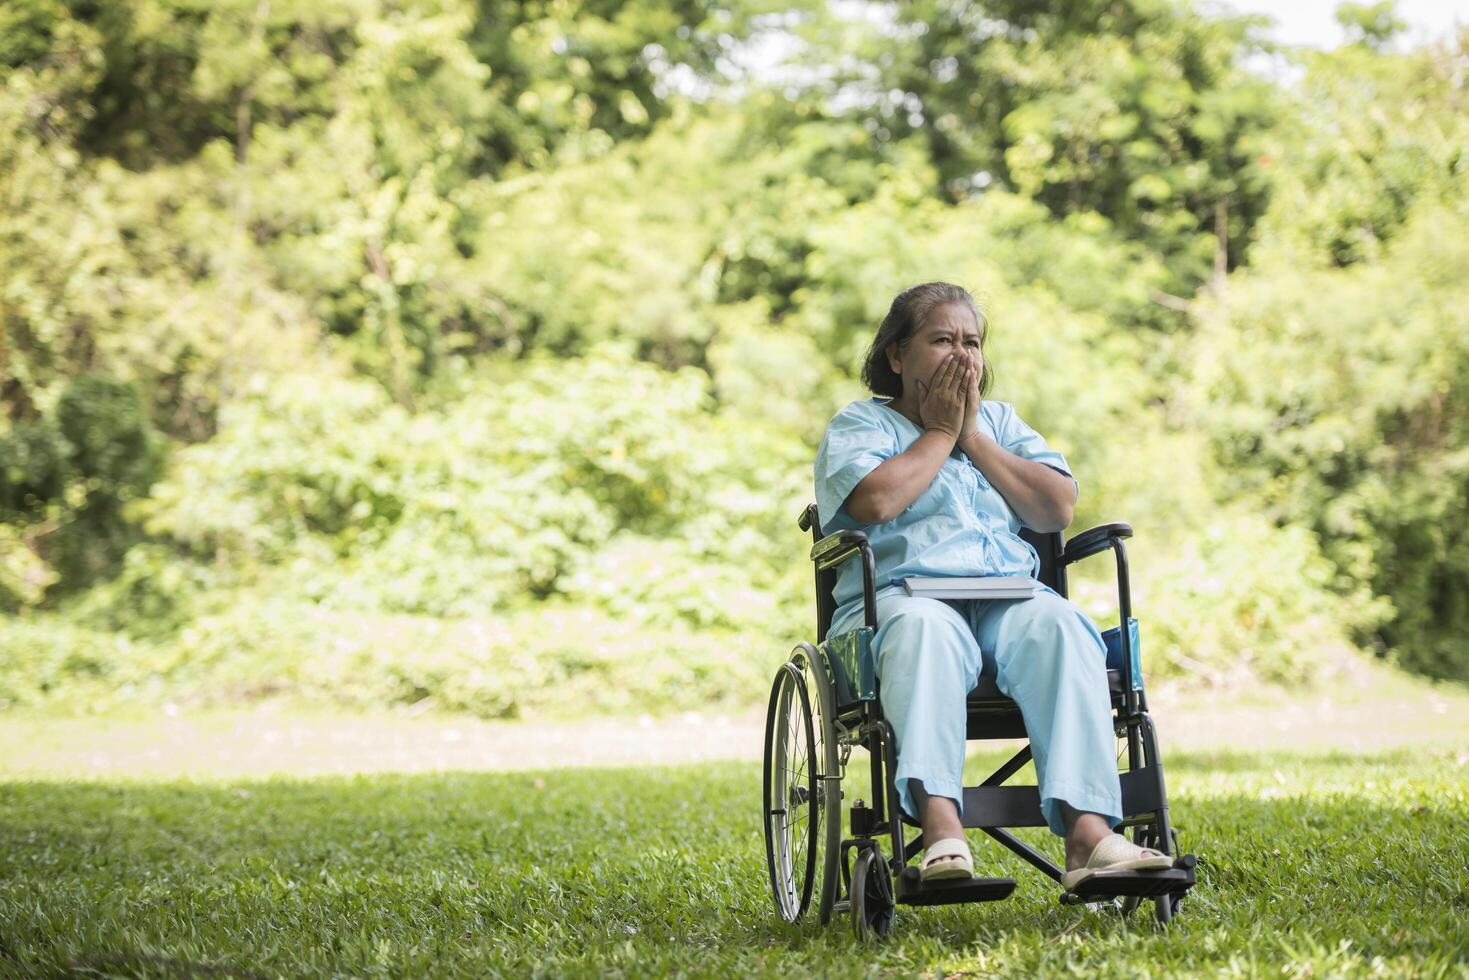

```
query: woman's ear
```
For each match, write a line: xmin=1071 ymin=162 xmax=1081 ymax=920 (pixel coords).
xmin=885 ymin=342 xmax=901 ymax=378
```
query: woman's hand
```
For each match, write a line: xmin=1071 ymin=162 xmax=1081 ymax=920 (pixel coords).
xmin=916 ymin=353 xmax=971 ymax=440
xmin=958 ymin=350 xmax=982 ymax=442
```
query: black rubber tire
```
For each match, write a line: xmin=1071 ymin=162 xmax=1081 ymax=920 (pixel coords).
xmin=798 ymin=643 xmax=843 ymax=926
xmin=850 ymin=847 xmax=895 ymax=941
xmin=763 ymin=660 xmax=819 ymax=922
xmin=762 ymin=646 xmax=841 ymax=924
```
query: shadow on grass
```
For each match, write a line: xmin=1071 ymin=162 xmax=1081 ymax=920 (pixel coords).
xmin=1 ymin=753 xmax=1465 ymax=976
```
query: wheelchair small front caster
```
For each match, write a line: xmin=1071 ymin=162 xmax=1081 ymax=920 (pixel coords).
xmin=849 ymin=847 xmax=894 ymax=941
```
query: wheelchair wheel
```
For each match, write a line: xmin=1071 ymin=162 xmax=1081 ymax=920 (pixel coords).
xmin=849 ymin=846 xmax=895 ymax=941
xmin=762 ymin=645 xmax=840 ymax=924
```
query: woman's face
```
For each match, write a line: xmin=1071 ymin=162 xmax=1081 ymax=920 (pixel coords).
xmin=885 ymin=302 xmax=983 ymax=401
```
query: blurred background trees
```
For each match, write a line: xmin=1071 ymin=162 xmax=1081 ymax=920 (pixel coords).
xmin=2 ymin=0 xmax=1465 ymax=715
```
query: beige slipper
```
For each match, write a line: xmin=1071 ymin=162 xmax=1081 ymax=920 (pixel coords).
xmin=919 ymin=837 xmax=974 ymax=881
xmin=1060 ymin=833 xmax=1174 ymax=891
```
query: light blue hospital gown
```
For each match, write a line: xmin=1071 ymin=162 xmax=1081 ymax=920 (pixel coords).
xmin=815 ymin=396 xmax=1122 ymax=836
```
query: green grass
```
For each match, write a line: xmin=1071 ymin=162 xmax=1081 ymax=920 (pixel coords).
xmin=1 ymin=747 xmax=1467 ymax=978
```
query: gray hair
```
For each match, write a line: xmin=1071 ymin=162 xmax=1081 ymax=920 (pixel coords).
xmin=861 ymin=282 xmax=992 ymax=399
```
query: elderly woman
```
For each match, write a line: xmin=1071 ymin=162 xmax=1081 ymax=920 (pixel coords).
xmin=815 ymin=281 xmax=1172 ymax=889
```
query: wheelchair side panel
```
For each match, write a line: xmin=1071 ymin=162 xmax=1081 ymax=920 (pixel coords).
xmin=1101 ymin=616 xmax=1143 ymax=692
xmin=824 ymin=627 xmax=876 ymax=710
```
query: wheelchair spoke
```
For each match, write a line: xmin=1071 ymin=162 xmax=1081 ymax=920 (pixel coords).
xmin=763 ymin=653 xmax=832 ymax=925
xmin=785 ymin=714 xmax=810 ymax=786
xmin=784 ymin=753 xmax=803 ymax=790
xmin=788 ymin=704 xmax=807 ymax=762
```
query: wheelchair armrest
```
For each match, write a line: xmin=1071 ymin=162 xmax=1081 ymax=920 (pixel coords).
xmin=1059 ymin=522 xmax=1133 ymax=566
xmin=1057 ymin=521 xmax=1143 ymax=717
xmin=810 ymin=529 xmax=872 ymax=572
xmin=809 ymin=529 xmax=880 ymax=632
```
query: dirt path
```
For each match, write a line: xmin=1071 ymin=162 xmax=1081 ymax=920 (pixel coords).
xmin=6 ymin=672 xmax=1467 ymax=780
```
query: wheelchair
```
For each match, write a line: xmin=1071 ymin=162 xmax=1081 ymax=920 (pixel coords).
xmin=762 ymin=504 xmax=1198 ymax=939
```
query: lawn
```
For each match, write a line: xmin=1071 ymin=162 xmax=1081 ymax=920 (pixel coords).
xmin=2 ymin=742 xmax=1466 ymax=977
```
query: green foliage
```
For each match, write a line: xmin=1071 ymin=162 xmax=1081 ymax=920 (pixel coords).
xmin=1336 ymin=1 xmax=1408 ymax=49
xmin=0 ymin=0 xmax=66 ymax=69
xmin=142 ymin=352 xmax=808 ymax=605
xmin=0 ymin=525 xmax=56 ymax=608
xmin=1185 ymin=199 xmax=1469 ymax=681
xmin=66 ymin=543 xmax=220 ymax=642
xmin=829 ymin=0 xmax=1281 ymax=293
xmin=0 ymin=419 xmax=68 ymax=514
xmin=1123 ymin=510 xmax=1388 ymax=687
xmin=0 ymin=357 xmax=809 ymax=714
xmin=0 ymin=375 xmax=164 ymax=608
xmin=1177 ymin=34 xmax=1469 ymax=680
xmin=1249 ymin=33 xmax=1467 ymax=269
xmin=56 ymin=375 xmax=162 ymax=495
xmin=1 ymin=0 xmax=1464 ymax=712
xmin=0 ymin=616 xmax=145 ymax=707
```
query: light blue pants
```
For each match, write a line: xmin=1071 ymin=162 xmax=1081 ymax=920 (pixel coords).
xmin=829 ymin=582 xmax=1122 ymax=837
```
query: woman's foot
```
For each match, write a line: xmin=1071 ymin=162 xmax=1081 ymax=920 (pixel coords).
xmin=1062 ymin=810 xmax=1114 ymax=872
xmin=913 ymin=779 xmax=965 ymax=851
xmin=912 ymin=780 xmax=972 ymax=880
xmin=920 ymin=837 xmax=974 ymax=881
xmin=1060 ymin=833 xmax=1174 ymax=891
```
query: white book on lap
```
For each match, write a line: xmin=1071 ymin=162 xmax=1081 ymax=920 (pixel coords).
xmin=900 ymin=576 xmax=1036 ymax=600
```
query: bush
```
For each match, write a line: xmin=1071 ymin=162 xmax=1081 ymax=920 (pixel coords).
xmin=0 ymin=420 xmax=69 ymax=515
xmin=0 ymin=596 xmax=777 ymax=720
xmin=0 ymin=355 xmax=810 ymax=715
xmin=0 ymin=616 xmax=155 ymax=710
xmin=1184 ymin=200 xmax=1469 ymax=681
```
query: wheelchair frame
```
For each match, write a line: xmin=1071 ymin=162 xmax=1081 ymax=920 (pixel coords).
xmin=761 ymin=504 xmax=1197 ymax=939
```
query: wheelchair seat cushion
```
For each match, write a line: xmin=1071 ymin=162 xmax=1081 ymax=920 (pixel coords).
xmin=968 ymin=669 xmax=1124 ymax=704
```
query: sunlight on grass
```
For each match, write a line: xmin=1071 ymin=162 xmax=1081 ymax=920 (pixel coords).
xmin=2 ymin=747 xmax=1466 ymax=976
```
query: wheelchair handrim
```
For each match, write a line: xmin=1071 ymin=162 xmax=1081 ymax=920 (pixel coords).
xmin=762 ymin=660 xmax=819 ymax=922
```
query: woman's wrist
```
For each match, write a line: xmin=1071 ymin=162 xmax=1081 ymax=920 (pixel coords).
xmin=958 ymin=430 xmax=993 ymax=461
xmin=923 ymin=425 xmax=960 ymax=447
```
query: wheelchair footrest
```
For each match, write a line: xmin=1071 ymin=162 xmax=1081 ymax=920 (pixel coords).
xmin=1062 ymin=854 xmax=1197 ymax=901
xmin=894 ymin=867 xmax=1016 ymax=907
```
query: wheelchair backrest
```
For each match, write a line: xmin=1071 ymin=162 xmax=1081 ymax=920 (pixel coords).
xmin=800 ymin=503 xmax=1067 ymax=643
